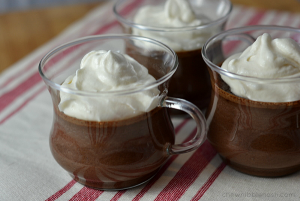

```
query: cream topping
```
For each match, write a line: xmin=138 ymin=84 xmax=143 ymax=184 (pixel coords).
xmin=59 ymin=50 xmax=160 ymax=121
xmin=133 ymin=0 xmax=213 ymax=51
xmin=221 ymin=33 xmax=300 ymax=102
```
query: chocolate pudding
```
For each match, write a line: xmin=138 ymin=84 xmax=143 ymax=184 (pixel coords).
xmin=50 ymin=106 xmax=175 ymax=189
xmin=39 ymin=35 xmax=207 ymax=191
xmin=206 ymin=72 xmax=300 ymax=177
xmin=168 ymin=49 xmax=211 ymax=111
xmin=126 ymin=47 xmax=211 ymax=114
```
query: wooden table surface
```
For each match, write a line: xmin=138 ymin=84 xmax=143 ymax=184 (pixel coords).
xmin=0 ymin=0 xmax=300 ymax=73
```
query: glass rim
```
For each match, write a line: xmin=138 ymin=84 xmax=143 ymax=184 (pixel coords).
xmin=38 ymin=34 xmax=178 ymax=97
xmin=202 ymin=25 xmax=300 ymax=84
xmin=113 ymin=0 xmax=232 ymax=32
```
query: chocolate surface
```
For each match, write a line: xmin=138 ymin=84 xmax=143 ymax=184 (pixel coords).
xmin=50 ymin=107 xmax=175 ymax=189
xmin=206 ymin=72 xmax=300 ymax=177
xmin=125 ymin=44 xmax=211 ymax=113
xmin=169 ymin=49 xmax=211 ymax=111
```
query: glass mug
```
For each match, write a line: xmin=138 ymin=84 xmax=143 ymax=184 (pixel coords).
xmin=114 ymin=0 xmax=232 ymax=111
xmin=38 ymin=35 xmax=207 ymax=190
xmin=202 ymin=25 xmax=300 ymax=177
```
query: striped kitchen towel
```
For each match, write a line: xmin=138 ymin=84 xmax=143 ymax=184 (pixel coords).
xmin=0 ymin=0 xmax=300 ymax=200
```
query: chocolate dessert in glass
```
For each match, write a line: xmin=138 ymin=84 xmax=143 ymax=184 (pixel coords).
xmin=202 ymin=25 xmax=300 ymax=177
xmin=113 ymin=0 xmax=232 ymax=112
xmin=38 ymin=35 xmax=207 ymax=190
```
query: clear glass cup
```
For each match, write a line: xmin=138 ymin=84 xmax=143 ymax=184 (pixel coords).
xmin=113 ymin=0 xmax=232 ymax=112
xmin=38 ymin=35 xmax=207 ymax=190
xmin=202 ymin=25 xmax=300 ymax=177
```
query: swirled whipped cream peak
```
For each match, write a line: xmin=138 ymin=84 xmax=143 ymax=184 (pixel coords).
xmin=133 ymin=0 xmax=212 ymax=51
xmin=59 ymin=50 xmax=160 ymax=121
xmin=221 ymin=33 xmax=300 ymax=102
xmin=164 ymin=0 xmax=201 ymax=26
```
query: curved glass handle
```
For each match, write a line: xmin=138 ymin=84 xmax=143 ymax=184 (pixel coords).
xmin=161 ymin=96 xmax=207 ymax=155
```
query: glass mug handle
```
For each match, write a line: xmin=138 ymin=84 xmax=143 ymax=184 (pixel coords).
xmin=160 ymin=96 xmax=207 ymax=155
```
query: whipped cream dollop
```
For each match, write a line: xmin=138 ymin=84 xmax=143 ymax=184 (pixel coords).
xmin=133 ymin=0 xmax=213 ymax=51
xmin=59 ymin=50 xmax=160 ymax=121
xmin=221 ymin=33 xmax=300 ymax=102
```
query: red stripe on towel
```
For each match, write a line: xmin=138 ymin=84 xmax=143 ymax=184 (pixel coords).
xmin=69 ymin=186 xmax=104 ymax=201
xmin=45 ymin=180 xmax=77 ymax=201
xmin=153 ymin=141 xmax=217 ymax=201
xmin=191 ymin=162 xmax=227 ymax=201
